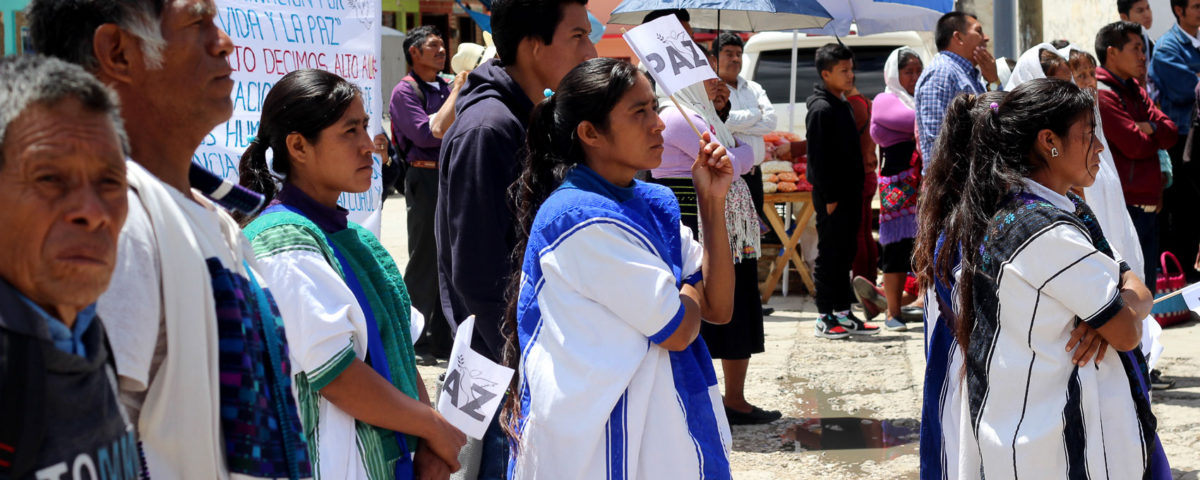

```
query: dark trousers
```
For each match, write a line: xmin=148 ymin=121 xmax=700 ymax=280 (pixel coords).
xmin=813 ymin=190 xmax=862 ymax=313
xmin=405 ymin=167 xmax=452 ymax=357
xmin=1162 ymin=141 xmax=1200 ymax=282
xmin=1127 ymin=205 xmax=1159 ymax=290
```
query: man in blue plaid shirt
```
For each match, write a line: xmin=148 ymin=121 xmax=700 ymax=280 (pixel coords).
xmin=915 ymin=12 xmax=1002 ymax=171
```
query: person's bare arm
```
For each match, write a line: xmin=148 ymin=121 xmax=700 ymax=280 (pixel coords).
xmin=430 ymin=72 xmax=468 ymax=139
xmin=659 ymin=134 xmax=736 ymax=350
xmin=321 ymin=360 xmax=466 ymax=470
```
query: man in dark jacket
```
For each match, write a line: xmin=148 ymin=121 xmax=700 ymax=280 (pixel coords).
xmin=805 ymin=43 xmax=878 ymax=340
xmin=435 ymin=0 xmax=595 ymax=476
xmin=1096 ymin=20 xmax=1179 ymax=287
xmin=0 ymin=55 xmax=140 ymax=479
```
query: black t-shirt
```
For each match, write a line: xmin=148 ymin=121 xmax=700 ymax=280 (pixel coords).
xmin=0 ymin=280 xmax=141 ymax=479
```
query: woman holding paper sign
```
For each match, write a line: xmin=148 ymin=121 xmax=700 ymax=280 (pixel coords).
xmin=502 ymin=57 xmax=737 ymax=479
xmin=237 ymin=69 xmax=466 ymax=480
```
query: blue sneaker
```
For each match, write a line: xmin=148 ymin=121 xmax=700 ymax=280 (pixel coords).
xmin=885 ymin=317 xmax=907 ymax=331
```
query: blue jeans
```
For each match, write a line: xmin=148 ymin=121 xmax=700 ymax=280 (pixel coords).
xmin=477 ymin=401 xmax=510 ymax=480
xmin=1126 ymin=205 xmax=1159 ymax=290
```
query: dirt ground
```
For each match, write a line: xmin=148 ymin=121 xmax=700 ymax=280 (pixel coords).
xmin=381 ymin=198 xmax=1200 ymax=479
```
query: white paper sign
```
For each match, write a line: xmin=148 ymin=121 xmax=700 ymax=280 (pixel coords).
xmin=437 ymin=316 xmax=515 ymax=440
xmin=199 ymin=0 xmax=384 ymax=235
xmin=622 ymin=15 xmax=717 ymax=96
xmin=1181 ymin=282 xmax=1200 ymax=313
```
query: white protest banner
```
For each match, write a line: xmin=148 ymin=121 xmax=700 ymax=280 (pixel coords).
xmin=199 ymin=0 xmax=384 ymax=234
xmin=622 ymin=14 xmax=716 ymax=97
xmin=437 ymin=316 xmax=515 ymax=440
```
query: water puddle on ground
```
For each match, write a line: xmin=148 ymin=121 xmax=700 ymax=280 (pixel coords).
xmin=777 ymin=375 xmax=920 ymax=468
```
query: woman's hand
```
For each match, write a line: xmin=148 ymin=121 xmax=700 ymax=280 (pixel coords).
xmin=1066 ymin=322 xmax=1109 ymax=366
xmin=414 ymin=443 xmax=453 ymax=480
xmin=423 ymin=412 xmax=467 ymax=471
xmin=691 ymin=131 xmax=734 ymax=202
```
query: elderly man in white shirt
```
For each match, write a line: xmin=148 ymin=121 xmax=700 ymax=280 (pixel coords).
xmin=715 ymin=32 xmax=777 ymax=166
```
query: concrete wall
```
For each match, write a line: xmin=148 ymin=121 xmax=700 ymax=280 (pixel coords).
xmin=1041 ymin=0 xmax=1120 ymax=53
xmin=966 ymin=0 xmax=1124 ymax=59
xmin=959 ymin=0 xmax=997 ymax=43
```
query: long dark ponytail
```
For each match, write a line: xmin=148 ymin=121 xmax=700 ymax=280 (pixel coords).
xmin=499 ymin=57 xmax=644 ymax=440
xmin=236 ymin=69 xmax=360 ymax=225
xmin=914 ymin=91 xmax=1006 ymax=297
xmin=948 ymin=78 xmax=1094 ymax=351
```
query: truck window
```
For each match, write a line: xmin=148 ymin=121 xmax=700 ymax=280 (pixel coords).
xmin=751 ymin=45 xmax=902 ymax=104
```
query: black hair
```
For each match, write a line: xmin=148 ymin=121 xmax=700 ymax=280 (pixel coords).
xmin=1049 ymin=39 xmax=1070 ymax=49
xmin=491 ymin=0 xmax=588 ymax=67
xmin=713 ymin=32 xmax=744 ymax=54
xmin=1069 ymin=49 xmax=1098 ymax=71
xmin=913 ymin=91 xmax=1006 ymax=307
xmin=236 ymin=69 xmax=360 ymax=224
xmin=403 ymin=25 xmax=443 ymax=66
xmin=934 ymin=11 xmax=976 ymax=51
xmin=642 ymin=9 xmax=689 ymax=24
xmin=946 ymin=78 xmax=1094 ymax=352
xmin=816 ymin=42 xmax=854 ymax=73
xmin=1171 ymin=0 xmax=1191 ymax=21
xmin=28 ymin=0 xmax=166 ymax=71
xmin=1039 ymin=48 xmax=1069 ymax=78
xmin=1095 ymin=20 xmax=1143 ymax=66
xmin=500 ymin=57 xmax=645 ymax=441
xmin=1118 ymin=0 xmax=1147 ymax=15
xmin=898 ymin=49 xmax=922 ymax=70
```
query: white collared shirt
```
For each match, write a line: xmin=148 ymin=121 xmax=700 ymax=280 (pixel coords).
xmin=1020 ymin=177 xmax=1076 ymax=212
xmin=725 ymin=76 xmax=777 ymax=166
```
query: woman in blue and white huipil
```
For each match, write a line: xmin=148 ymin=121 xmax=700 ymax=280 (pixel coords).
xmin=501 ymin=58 xmax=737 ymax=480
xmin=929 ymin=78 xmax=1167 ymax=479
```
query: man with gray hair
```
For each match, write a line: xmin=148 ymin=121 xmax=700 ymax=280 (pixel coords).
xmin=28 ymin=1 xmax=311 ymax=479
xmin=0 ymin=55 xmax=140 ymax=479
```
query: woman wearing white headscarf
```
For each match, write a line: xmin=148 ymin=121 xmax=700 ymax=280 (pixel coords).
xmin=864 ymin=46 xmax=923 ymax=330
xmin=1004 ymin=42 xmax=1072 ymax=90
xmin=648 ymin=55 xmax=781 ymax=425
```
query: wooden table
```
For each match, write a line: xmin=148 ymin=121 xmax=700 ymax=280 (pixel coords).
xmin=760 ymin=191 xmax=816 ymax=303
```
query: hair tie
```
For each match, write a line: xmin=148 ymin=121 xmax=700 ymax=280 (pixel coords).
xmin=989 ymin=102 xmax=999 ymax=111
xmin=543 ymin=88 xmax=554 ymax=98
xmin=247 ymin=135 xmax=257 ymax=145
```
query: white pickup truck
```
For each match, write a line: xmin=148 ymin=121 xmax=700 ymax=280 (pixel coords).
xmin=738 ymin=31 xmax=932 ymax=136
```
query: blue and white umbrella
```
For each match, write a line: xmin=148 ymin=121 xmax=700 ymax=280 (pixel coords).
xmin=796 ymin=0 xmax=945 ymax=37
xmin=608 ymin=0 xmax=834 ymax=32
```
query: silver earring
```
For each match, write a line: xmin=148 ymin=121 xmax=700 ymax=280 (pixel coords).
xmin=1051 ymin=147 xmax=1059 ymax=157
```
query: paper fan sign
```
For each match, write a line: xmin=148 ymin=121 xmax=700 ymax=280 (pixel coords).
xmin=622 ymin=14 xmax=716 ymax=97
xmin=622 ymin=14 xmax=715 ymax=138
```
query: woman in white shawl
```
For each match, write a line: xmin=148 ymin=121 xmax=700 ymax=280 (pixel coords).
xmin=647 ymin=48 xmax=781 ymax=425
xmin=1007 ymin=43 xmax=1165 ymax=371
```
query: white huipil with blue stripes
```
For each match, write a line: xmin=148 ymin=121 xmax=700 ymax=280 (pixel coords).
xmin=510 ymin=166 xmax=732 ymax=480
